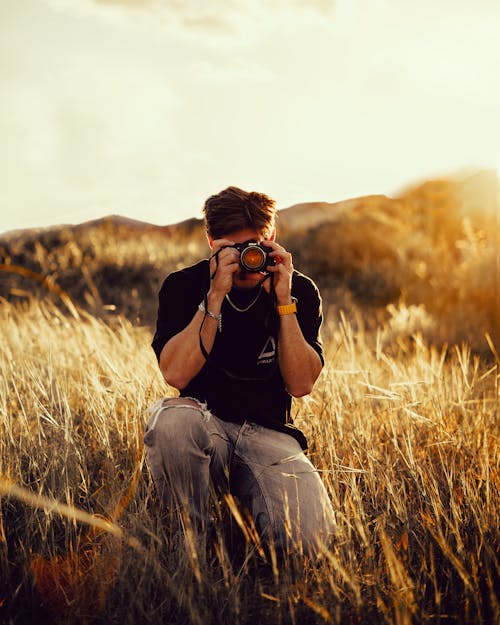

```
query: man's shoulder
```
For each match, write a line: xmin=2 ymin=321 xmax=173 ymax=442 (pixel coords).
xmin=291 ymin=269 xmax=320 ymax=295
xmin=161 ymin=259 xmax=209 ymax=289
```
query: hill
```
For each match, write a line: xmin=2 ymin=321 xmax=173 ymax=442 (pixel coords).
xmin=0 ymin=171 xmax=498 ymax=354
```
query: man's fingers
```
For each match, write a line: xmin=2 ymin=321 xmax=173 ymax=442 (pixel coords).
xmin=210 ymin=246 xmax=240 ymax=283
xmin=262 ymin=240 xmax=291 ymax=265
xmin=269 ymin=251 xmax=292 ymax=271
xmin=266 ymin=262 xmax=291 ymax=275
xmin=217 ymin=248 xmax=240 ymax=267
xmin=210 ymin=238 xmax=235 ymax=255
xmin=210 ymin=246 xmax=238 ymax=267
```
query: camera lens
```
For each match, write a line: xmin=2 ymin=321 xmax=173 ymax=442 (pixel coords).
xmin=240 ymin=246 xmax=266 ymax=271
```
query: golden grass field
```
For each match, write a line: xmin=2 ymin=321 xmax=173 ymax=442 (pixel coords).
xmin=0 ymin=174 xmax=498 ymax=624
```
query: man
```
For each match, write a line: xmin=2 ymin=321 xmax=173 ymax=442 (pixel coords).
xmin=145 ymin=186 xmax=334 ymax=558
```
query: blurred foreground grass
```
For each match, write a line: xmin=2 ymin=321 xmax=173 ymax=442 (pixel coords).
xmin=0 ymin=299 xmax=498 ymax=625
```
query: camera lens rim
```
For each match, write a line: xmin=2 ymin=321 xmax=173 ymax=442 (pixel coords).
xmin=240 ymin=244 xmax=267 ymax=272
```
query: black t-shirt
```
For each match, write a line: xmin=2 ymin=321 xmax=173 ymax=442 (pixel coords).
xmin=151 ymin=259 xmax=323 ymax=435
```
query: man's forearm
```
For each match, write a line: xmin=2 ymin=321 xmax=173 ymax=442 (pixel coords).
xmin=277 ymin=314 xmax=322 ymax=397
xmin=159 ymin=291 xmax=223 ymax=389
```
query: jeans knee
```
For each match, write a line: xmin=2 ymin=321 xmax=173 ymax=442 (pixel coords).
xmin=144 ymin=398 xmax=211 ymax=449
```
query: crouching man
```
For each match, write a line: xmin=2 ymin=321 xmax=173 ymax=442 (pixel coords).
xmin=145 ymin=186 xmax=334 ymax=558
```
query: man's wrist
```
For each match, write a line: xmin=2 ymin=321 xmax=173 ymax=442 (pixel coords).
xmin=276 ymin=296 xmax=298 ymax=316
xmin=275 ymin=292 xmax=294 ymax=306
xmin=206 ymin=289 xmax=224 ymax=312
xmin=198 ymin=299 xmax=222 ymax=332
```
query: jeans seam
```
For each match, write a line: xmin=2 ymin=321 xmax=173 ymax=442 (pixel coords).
xmin=234 ymin=451 xmax=276 ymax=537
xmin=146 ymin=397 xmax=212 ymax=433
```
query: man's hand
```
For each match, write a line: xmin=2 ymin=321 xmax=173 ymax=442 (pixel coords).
xmin=208 ymin=239 xmax=240 ymax=299
xmin=262 ymin=240 xmax=293 ymax=304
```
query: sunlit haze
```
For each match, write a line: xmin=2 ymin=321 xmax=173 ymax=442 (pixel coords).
xmin=1 ymin=0 xmax=498 ymax=234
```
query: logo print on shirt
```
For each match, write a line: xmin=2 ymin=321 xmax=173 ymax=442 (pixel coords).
xmin=257 ymin=336 xmax=276 ymax=365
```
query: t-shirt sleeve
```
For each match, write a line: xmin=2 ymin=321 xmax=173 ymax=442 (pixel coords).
xmin=151 ymin=271 xmax=201 ymax=362
xmin=294 ymin=275 xmax=324 ymax=366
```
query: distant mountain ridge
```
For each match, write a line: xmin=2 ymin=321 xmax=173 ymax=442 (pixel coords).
xmin=0 ymin=194 xmax=392 ymax=241
xmin=277 ymin=195 xmax=390 ymax=231
xmin=2 ymin=168 xmax=496 ymax=240
xmin=0 ymin=214 xmax=173 ymax=241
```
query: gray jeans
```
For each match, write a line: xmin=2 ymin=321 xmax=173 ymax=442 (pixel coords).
xmin=144 ymin=397 xmax=335 ymax=557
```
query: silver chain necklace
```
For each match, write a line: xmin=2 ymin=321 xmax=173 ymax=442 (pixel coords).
xmin=225 ymin=286 xmax=263 ymax=312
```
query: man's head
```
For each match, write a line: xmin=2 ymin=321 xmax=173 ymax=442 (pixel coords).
xmin=203 ymin=186 xmax=276 ymax=240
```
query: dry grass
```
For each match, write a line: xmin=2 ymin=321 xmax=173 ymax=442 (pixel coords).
xmin=0 ymin=172 xmax=498 ymax=623
xmin=0 ymin=219 xmax=206 ymax=326
xmin=293 ymin=174 xmax=499 ymax=354
xmin=0 ymin=297 xmax=498 ymax=625
xmin=1 ymin=172 xmax=498 ymax=353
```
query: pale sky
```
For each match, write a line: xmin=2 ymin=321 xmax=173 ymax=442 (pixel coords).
xmin=1 ymin=0 xmax=498 ymax=234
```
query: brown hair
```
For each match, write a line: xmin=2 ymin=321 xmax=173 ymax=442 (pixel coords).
xmin=203 ymin=186 xmax=276 ymax=239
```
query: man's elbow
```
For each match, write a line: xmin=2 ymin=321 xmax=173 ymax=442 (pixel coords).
xmin=289 ymin=387 xmax=313 ymax=398
xmin=287 ymin=361 xmax=322 ymax=397
xmin=159 ymin=363 xmax=187 ymax=391
xmin=287 ymin=381 xmax=314 ymax=398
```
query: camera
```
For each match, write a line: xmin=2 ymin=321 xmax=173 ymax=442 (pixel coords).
xmin=232 ymin=240 xmax=275 ymax=272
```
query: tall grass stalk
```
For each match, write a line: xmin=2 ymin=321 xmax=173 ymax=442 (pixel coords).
xmin=0 ymin=299 xmax=498 ymax=624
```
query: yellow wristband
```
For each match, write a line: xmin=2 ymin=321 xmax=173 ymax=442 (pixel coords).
xmin=277 ymin=301 xmax=297 ymax=316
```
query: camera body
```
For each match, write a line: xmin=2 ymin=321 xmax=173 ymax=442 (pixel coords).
xmin=231 ymin=240 xmax=275 ymax=273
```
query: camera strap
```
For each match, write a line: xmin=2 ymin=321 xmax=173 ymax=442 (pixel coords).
xmin=209 ymin=249 xmax=221 ymax=280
